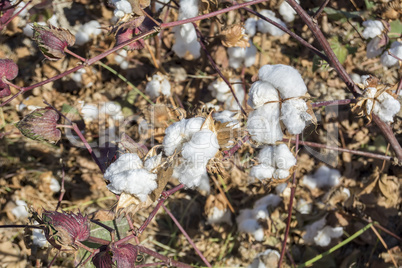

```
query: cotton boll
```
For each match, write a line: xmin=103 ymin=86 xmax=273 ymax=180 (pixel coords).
xmin=250 ymin=164 xmax=275 ymax=180
xmin=75 ymin=20 xmax=102 ymax=45
xmin=238 ymin=218 xmax=262 ymax=234
xmin=227 ymin=41 xmax=257 ymax=68
xmin=179 ymin=0 xmax=199 ymax=19
xmin=350 ymin=73 xmax=361 ymax=84
xmin=75 ymin=31 xmax=90 ymax=46
xmin=366 ymin=36 xmax=383 ymax=58
xmin=81 ymin=104 xmax=99 ymax=121
xmin=249 ymin=249 xmax=280 ymax=268
xmin=253 ymin=227 xmax=265 ymax=241
xmin=33 ymin=228 xmax=48 ymax=248
xmin=257 ymin=10 xmax=287 ymax=36
xmin=114 ymin=49 xmax=127 ymax=64
xmin=213 ymin=110 xmax=240 ymax=128
xmin=50 ymin=178 xmax=61 ymax=192
xmin=258 ymin=64 xmax=307 ymax=98
xmin=113 ymin=0 xmax=132 ymax=18
xmin=281 ymin=98 xmax=312 ymax=134
xmin=181 ymin=129 xmax=219 ymax=165
xmin=303 ymin=217 xmax=326 ymax=243
xmin=197 ymin=172 xmax=211 ymax=193
xmin=247 ymin=81 xmax=280 ymax=109
xmin=244 ymin=18 xmax=257 ymax=37
xmin=258 ymin=145 xmax=274 ymax=166
xmin=362 ymin=20 xmax=384 ymax=39
xmin=100 ymin=102 xmax=122 ymax=118
xmin=11 ymin=200 xmax=29 ymax=219
xmin=23 ymin=22 xmax=46 ymax=37
xmin=145 ymin=74 xmax=172 ymax=98
xmin=104 ymin=153 xmax=143 ymax=180
xmin=302 ymin=165 xmax=341 ymax=189
xmin=380 ymin=41 xmax=402 ymax=67
xmin=279 ymin=0 xmax=297 ymax=22
xmin=175 ymin=161 xmax=209 ymax=188
xmin=314 ymin=226 xmax=343 ymax=247
xmin=254 ymin=194 xmax=281 ymax=209
xmin=144 ymin=153 xmax=162 ymax=172
xmin=247 ymin=103 xmax=283 ymax=144
xmin=172 ymin=23 xmax=201 ymax=59
xmin=252 ymin=205 xmax=269 ymax=220
xmin=296 ymin=198 xmax=312 ymax=214
xmin=124 ymin=169 xmax=158 ymax=201
xmin=274 ymin=144 xmax=296 ymax=170
xmin=273 ymin=168 xmax=290 ymax=179
xmin=244 ymin=42 xmax=257 ymax=67
xmin=163 ymin=119 xmax=187 ymax=156
xmin=183 ymin=117 xmax=205 ymax=138
xmin=207 ymin=207 xmax=232 ymax=225
xmin=275 ymin=183 xmax=287 ymax=194
xmin=374 ymin=91 xmax=401 ymax=123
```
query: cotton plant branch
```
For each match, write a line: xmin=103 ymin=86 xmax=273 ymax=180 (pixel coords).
xmin=193 ymin=23 xmax=248 ymax=116
xmin=285 ymin=0 xmax=402 ymax=162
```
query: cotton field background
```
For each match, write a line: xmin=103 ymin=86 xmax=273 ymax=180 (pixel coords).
xmin=0 ymin=0 xmax=401 ymax=267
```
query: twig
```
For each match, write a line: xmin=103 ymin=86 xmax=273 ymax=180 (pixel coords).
xmin=312 ymin=0 xmax=330 ymax=20
xmin=193 ymin=24 xmax=247 ymax=116
xmin=162 ymin=204 xmax=212 ymax=267
xmin=278 ymin=134 xmax=299 ymax=267
xmin=370 ymin=225 xmax=398 ymax=268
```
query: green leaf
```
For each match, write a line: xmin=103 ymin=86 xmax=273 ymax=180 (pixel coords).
xmin=389 ymin=20 xmax=402 ymax=37
xmin=329 ymin=36 xmax=348 ymax=64
xmin=364 ymin=0 xmax=375 ymax=10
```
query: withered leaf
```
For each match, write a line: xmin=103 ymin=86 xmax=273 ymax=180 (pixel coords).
xmin=220 ymin=24 xmax=250 ymax=48
xmin=149 ymin=165 xmax=173 ymax=202
xmin=116 ymin=193 xmax=154 ymax=216
xmin=120 ymin=133 xmax=148 ymax=158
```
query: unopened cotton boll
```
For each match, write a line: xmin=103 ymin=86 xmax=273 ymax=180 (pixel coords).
xmin=279 ymin=0 xmax=297 ymax=22
xmin=247 ymin=103 xmax=283 ymax=144
xmin=145 ymin=74 xmax=171 ymax=98
xmin=380 ymin=41 xmax=402 ymax=67
xmin=362 ymin=20 xmax=384 ymax=39
xmin=247 ymin=81 xmax=279 ymax=109
xmin=11 ymin=200 xmax=29 ymax=219
xmin=302 ymin=165 xmax=341 ymax=189
xmin=366 ymin=36 xmax=383 ymax=58
xmin=257 ymin=10 xmax=287 ymax=36
xmin=258 ymin=64 xmax=307 ymax=99
xmin=314 ymin=226 xmax=343 ymax=247
xmin=281 ymin=98 xmax=312 ymax=134
xmin=227 ymin=41 xmax=257 ymax=68
xmin=244 ymin=18 xmax=257 ymax=37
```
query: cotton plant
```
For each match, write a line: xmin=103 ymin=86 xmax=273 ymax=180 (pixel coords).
xmin=103 ymin=153 xmax=162 ymax=202
xmin=208 ymin=78 xmax=245 ymax=111
xmin=250 ymin=144 xmax=297 ymax=180
xmin=303 ymin=217 xmax=343 ymax=247
xmin=145 ymin=73 xmax=171 ymax=98
xmin=380 ymin=41 xmax=402 ymax=68
xmin=247 ymin=64 xmax=311 ymax=145
xmin=236 ymin=194 xmax=281 ymax=241
xmin=172 ymin=0 xmax=201 ymax=59
xmin=302 ymin=165 xmax=341 ymax=189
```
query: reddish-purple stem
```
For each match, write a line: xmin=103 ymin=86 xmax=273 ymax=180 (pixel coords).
xmin=3 ymin=0 xmax=32 ymax=27
xmin=278 ymin=134 xmax=299 ymax=267
xmin=137 ymin=246 xmax=193 ymax=268
xmin=55 ymin=161 xmax=66 ymax=211
xmin=162 ymin=204 xmax=212 ymax=267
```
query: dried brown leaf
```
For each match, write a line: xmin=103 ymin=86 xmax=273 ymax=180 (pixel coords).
xmin=220 ymin=24 xmax=250 ymax=48
xmin=116 ymin=193 xmax=154 ymax=216
xmin=149 ymin=165 xmax=173 ymax=202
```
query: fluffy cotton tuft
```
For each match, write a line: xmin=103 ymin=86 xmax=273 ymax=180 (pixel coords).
xmin=380 ymin=41 xmax=402 ymax=68
xmin=279 ymin=0 xmax=297 ymax=22
xmin=366 ymin=36 xmax=383 ymax=59
xmin=208 ymin=78 xmax=245 ymax=110
xmin=302 ymin=165 xmax=341 ymax=189
xmin=314 ymin=226 xmax=343 ymax=247
xmin=181 ymin=129 xmax=219 ymax=165
xmin=247 ymin=81 xmax=279 ymax=109
xmin=281 ymin=98 xmax=312 ymax=134
xmin=11 ymin=200 xmax=29 ymax=219
xmin=145 ymin=73 xmax=171 ymax=98
xmin=362 ymin=20 xmax=384 ymax=39
xmin=75 ymin=20 xmax=102 ymax=46
xmin=227 ymin=41 xmax=257 ymax=68
xmin=81 ymin=104 xmax=99 ymax=121
xmin=33 ymin=228 xmax=48 ymax=248
xmin=244 ymin=18 xmax=257 ymax=37
xmin=103 ymin=153 xmax=158 ymax=202
xmin=248 ymin=249 xmax=280 ymax=268
xmin=113 ymin=0 xmax=133 ymax=18
xmin=257 ymin=10 xmax=287 ymax=36
xmin=363 ymin=87 xmax=401 ymax=123
xmin=296 ymin=198 xmax=312 ymax=214
xmin=207 ymin=207 xmax=232 ymax=225
xmin=213 ymin=110 xmax=240 ymax=129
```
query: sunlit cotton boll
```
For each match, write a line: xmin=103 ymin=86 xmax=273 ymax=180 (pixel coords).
xmin=173 ymin=161 xmax=209 ymax=188
xmin=32 ymin=228 xmax=48 ymax=248
xmin=208 ymin=79 xmax=245 ymax=111
xmin=366 ymin=36 xmax=384 ymax=59
xmin=114 ymin=49 xmax=129 ymax=70
xmin=302 ymin=165 xmax=341 ymax=189
xmin=103 ymin=153 xmax=158 ymax=202
xmin=247 ymin=103 xmax=283 ymax=144
xmin=296 ymin=198 xmax=312 ymax=214
xmin=227 ymin=41 xmax=257 ymax=68
xmin=145 ymin=73 xmax=171 ymax=98
xmin=207 ymin=207 xmax=232 ymax=225
xmin=181 ymin=129 xmax=219 ymax=165
xmin=258 ymin=64 xmax=307 ymax=99
xmin=172 ymin=23 xmax=201 ymax=59
xmin=11 ymin=200 xmax=29 ymax=219
xmin=81 ymin=104 xmax=99 ymax=121
xmin=247 ymin=81 xmax=280 ymax=109
xmin=244 ymin=18 xmax=257 ymax=37
xmin=75 ymin=20 xmax=102 ymax=46
xmin=303 ymin=217 xmax=326 ymax=243
xmin=314 ymin=226 xmax=343 ymax=247
xmin=256 ymin=10 xmax=287 ymax=36
xmin=236 ymin=211 xmax=265 ymax=241
xmin=362 ymin=20 xmax=384 ymax=39
xmin=279 ymin=0 xmax=298 ymax=23
xmin=113 ymin=0 xmax=133 ymax=18
xmin=372 ymin=90 xmax=401 ymax=123
xmin=380 ymin=41 xmax=402 ymax=67
xmin=281 ymin=98 xmax=312 ymax=134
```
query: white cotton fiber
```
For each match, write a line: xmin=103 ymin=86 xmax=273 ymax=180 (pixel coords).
xmin=113 ymin=0 xmax=132 ymax=18
xmin=144 ymin=153 xmax=162 ymax=172
xmin=11 ymin=200 xmax=29 ymax=219
xmin=124 ymin=169 xmax=158 ymax=201
xmin=184 ymin=117 xmax=205 ymax=137
xmin=213 ymin=110 xmax=240 ymax=128
xmin=247 ymin=81 xmax=280 ymax=109
xmin=314 ymin=226 xmax=343 ymax=247
xmin=275 ymin=144 xmax=297 ymax=170
xmin=302 ymin=165 xmax=341 ymax=189
xmin=247 ymin=103 xmax=283 ymax=144
xmin=145 ymin=73 xmax=171 ymax=98
xmin=174 ymin=161 xmax=209 ymax=188
xmin=179 ymin=0 xmax=199 ymax=18
xmin=81 ymin=104 xmax=99 ymax=121
xmin=366 ymin=36 xmax=383 ymax=58
xmin=257 ymin=10 xmax=286 ymax=36
xmin=181 ymin=129 xmax=219 ymax=165
xmin=281 ymin=98 xmax=312 ymax=134
xmin=50 ymin=178 xmax=61 ymax=193
xmin=275 ymin=182 xmax=287 ymax=194
xmin=250 ymin=164 xmax=275 ymax=180
xmin=254 ymin=194 xmax=282 ymax=209
xmin=163 ymin=119 xmax=188 ymax=156
xmin=273 ymin=168 xmax=290 ymax=179
xmin=279 ymin=0 xmax=297 ymax=23
xmin=227 ymin=41 xmax=257 ymax=68
xmin=244 ymin=18 xmax=257 ymax=37
xmin=198 ymin=172 xmax=211 ymax=192
xmin=248 ymin=249 xmax=280 ymax=268
xmin=296 ymin=198 xmax=312 ymax=214
xmin=303 ymin=217 xmax=326 ymax=243
xmin=33 ymin=228 xmax=48 ymax=248
xmin=75 ymin=20 xmax=102 ymax=46
xmin=362 ymin=20 xmax=384 ymax=39
xmin=380 ymin=41 xmax=402 ymax=67
xmin=363 ymin=87 xmax=400 ymax=123
xmin=258 ymin=145 xmax=275 ymax=166
xmin=207 ymin=207 xmax=232 ymax=225
xmin=258 ymin=64 xmax=307 ymax=99
xmin=208 ymin=79 xmax=245 ymax=111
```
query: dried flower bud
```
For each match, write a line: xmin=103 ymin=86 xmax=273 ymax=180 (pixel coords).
xmin=220 ymin=24 xmax=250 ymax=48
xmin=92 ymin=246 xmax=113 ymax=268
xmin=32 ymin=23 xmax=75 ymax=61
xmin=115 ymin=26 xmax=145 ymax=50
xmin=16 ymin=107 xmax=61 ymax=144
xmin=42 ymin=210 xmax=90 ymax=246
xmin=112 ymin=243 xmax=138 ymax=268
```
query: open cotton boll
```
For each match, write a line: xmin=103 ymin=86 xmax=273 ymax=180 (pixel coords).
xmin=172 ymin=23 xmax=201 ymax=59
xmin=362 ymin=20 xmax=384 ymax=39
xmin=281 ymin=98 xmax=312 ymax=134
xmin=207 ymin=207 xmax=232 ymax=225
xmin=258 ymin=64 xmax=307 ymax=99
xmin=81 ymin=104 xmax=99 ymax=121
xmin=257 ymin=10 xmax=286 ymax=36
xmin=372 ymin=91 xmax=401 ymax=123
xmin=254 ymin=194 xmax=281 ymax=210
xmin=250 ymin=164 xmax=275 ymax=181
xmin=297 ymin=198 xmax=312 ymax=214
xmin=181 ymin=129 xmax=219 ymax=165
xmin=179 ymin=0 xmax=199 ymax=18
xmin=275 ymin=144 xmax=296 ymax=170
xmin=174 ymin=161 xmax=209 ymax=188
xmin=213 ymin=110 xmax=240 ymax=129
xmin=33 ymin=228 xmax=48 ymax=248
xmin=144 ymin=153 xmax=162 ymax=172
xmin=123 ymin=169 xmax=158 ymax=201
xmin=50 ymin=178 xmax=61 ymax=192
xmin=244 ymin=18 xmax=257 ymax=37
xmin=314 ymin=226 xmax=343 ymax=247
xmin=302 ymin=165 xmax=341 ymax=189
xmin=227 ymin=41 xmax=257 ymax=68
xmin=279 ymin=0 xmax=297 ymax=23
xmin=198 ymin=172 xmax=211 ymax=193
xmin=303 ymin=217 xmax=327 ymax=243
xmin=237 ymin=218 xmax=264 ymax=241
xmin=75 ymin=20 xmax=102 ymax=46
xmin=366 ymin=36 xmax=384 ymax=58
xmin=208 ymin=78 xmax=245 ymax=110
xmin=247 ymin=103 xmax=283 ymax=144
xmin=184 ymin=117 xmax=205 ymax=137
xmin=247 ymin=81 xmax=280 ymax=109
xmin=273 ymin=168 xmax=290 ymax=179
xmin=11 ymin=200 xmax=29 ymax=219
xmin=380 ymin=41 xmax=402 ymax=67
xmin=145 ymin=73 xmax=171 ymax=98
xmin=276 ymin=182 xmax=288 ymax=194
xmin=248 ymin=249 xmax=280 ymax=268
xmin=163 ymin=119 xmax=188 ymax=156
xmin=104 ymin=153 xmax=143 ymax=178
xmin=113 ymin=0 xmax=133 ymax=18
